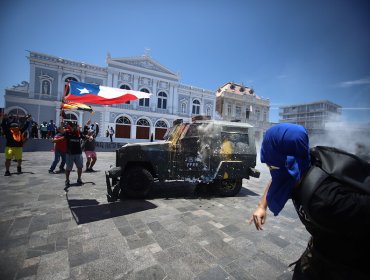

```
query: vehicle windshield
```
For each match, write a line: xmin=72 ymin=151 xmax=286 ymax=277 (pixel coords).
xmin=164 ymin=124 xmax=182 ymax=142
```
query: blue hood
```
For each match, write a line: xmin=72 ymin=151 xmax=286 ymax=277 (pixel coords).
xmin=261 ymin=123 xmax=311 ymax=216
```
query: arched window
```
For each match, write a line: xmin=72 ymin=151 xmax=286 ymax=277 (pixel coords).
xmin=62 ymin=112 xmax=78 ymax=126
xmin=139 ymin=88 xmax=150 ymax=107
xmin=7 ymin=108 xmax=27 ymax=117
xmin=136 ymin=118 xmax=150 ymax=139
xmin=120 ymin=84 xmax=130 ymax=90
xmin=137 ymin=118 xmax=150 ymax=126
xmin=192 ymin=99 xmax=201 ymax=115
xmin=7 ymin=108 xmax=29 ymax=128
xmin=116 ymin=116 xmax=131 ymax=124
xmin=155 ymin=120 xmax=168 ymax=140
xmin=120 ymin=85 xmax=131 ymax=104
xmin=115 ymin=116 xmax=131 ymax=138
xmin=7 ymin=107 xmax=29 ymax=126
xmin=157 ymin=91 xmax=167 ymax=109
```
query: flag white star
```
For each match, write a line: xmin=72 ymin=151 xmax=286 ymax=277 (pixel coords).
xmin=77 ymin=87 xmax=90 ymax=94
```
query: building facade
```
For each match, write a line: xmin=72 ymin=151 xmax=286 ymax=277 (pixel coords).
xmin=215 ymin=82 xmax=270 ymax=141
xmin=279 ymin=100 xmax=342 ymax=134
xmin=4 ymin=51 xmax=216 ymax=141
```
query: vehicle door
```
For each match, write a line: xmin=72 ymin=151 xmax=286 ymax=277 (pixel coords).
xmin=174 ymin=123 xmax=211 ymax=179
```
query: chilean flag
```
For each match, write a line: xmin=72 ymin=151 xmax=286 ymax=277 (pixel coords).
xmin=64 ymin=81 xmax=151 ymax=105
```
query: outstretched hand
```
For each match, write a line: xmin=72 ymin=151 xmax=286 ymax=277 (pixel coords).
xmin=249 ymin=206 xmax=267 ymax=230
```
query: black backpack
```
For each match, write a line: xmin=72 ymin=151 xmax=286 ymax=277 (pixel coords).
xmin=299 ymin=146 xmax=370 ymax=232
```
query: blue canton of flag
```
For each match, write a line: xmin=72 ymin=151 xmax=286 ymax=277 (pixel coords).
xmin=69 ymin=81 xmax=99 ymax=96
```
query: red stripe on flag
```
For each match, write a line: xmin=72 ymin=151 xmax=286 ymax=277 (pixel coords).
xmin=64 ymin=93 xmax=144 ymax=105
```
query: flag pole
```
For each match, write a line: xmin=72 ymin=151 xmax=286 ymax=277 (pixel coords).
xmin=60 ymin=81 xmax=70 ymax=126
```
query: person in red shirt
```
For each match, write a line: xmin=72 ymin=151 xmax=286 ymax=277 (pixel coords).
xmin=48 ymin=126 xmax=67 ymax=173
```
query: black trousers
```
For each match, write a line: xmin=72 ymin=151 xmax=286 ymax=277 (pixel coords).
xmin=292 ymin=238 xmax=368 ymax=280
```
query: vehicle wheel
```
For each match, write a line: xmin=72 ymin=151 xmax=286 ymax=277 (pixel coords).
xmin=215 ymin=179 xmax=242 ymax=197
xmin=121 ymin=166 xmax=153 ymax=198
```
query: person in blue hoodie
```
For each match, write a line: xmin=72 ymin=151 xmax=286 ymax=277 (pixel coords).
xmin=249 ymin=123 xmax=370 ymax=279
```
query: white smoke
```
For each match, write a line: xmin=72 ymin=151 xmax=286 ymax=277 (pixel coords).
xmin=309 ymin=121 xmax=370 ymax=155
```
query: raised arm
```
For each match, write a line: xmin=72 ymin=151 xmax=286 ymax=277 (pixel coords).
xmin=249 ymin=180 xmax=271 ymax=230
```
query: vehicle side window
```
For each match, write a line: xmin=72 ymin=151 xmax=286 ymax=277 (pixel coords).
xmin=221 ymin=132 xmax=249 ymax=146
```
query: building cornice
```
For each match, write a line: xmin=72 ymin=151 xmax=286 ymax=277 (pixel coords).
xmin=28 ymin=51 xmax=107 ymax=74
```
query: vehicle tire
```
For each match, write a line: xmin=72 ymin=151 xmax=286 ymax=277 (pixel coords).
xmin=215 ymin=179 xmax=242 ymax=197
xmin=121 ymin=166 xmax=153 ymax=198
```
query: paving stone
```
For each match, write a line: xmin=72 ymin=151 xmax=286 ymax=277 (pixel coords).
xmin=16 ymin=263 xmax=39 ymax=279
xmin=118 ymin=225 xmax=136 ymax=237
xmin=126 ymin=232 xmax=156 ymax=250
xmin=194 ymin=265 xmax=232 ymax=280
xmin=0 ymin=234 xmax=29 ymax=250
xmin=125 ymin=247 xmax=158 ymax=272
xmin=69 ymin=249 xmax=100 ymax=267
xmin=224 ymin=261 xmax=256 ymax=280
xmin=146 ymin=221 xmax=165 ymax=232
xmin=36 ymin=250 xmax=70 ymax=280
xmin=220 ymin=224 xmax=241 ymax=236
xmin=133 ymin=264 xmax=167 ymax=280
xmin=266 ymin=233 xmax=290 ymax=248
xmin=162 ymin=259 xmax=195 ymax=280
xmin=0 ymin=219 xmax=13 ymax=237
xmin=9 ymin=216 xmax=32 ymax=236
xmin=203 ymin=240 xmax=241 ymax=265
xmin=26 ymin=243 xmax=56 ymax=258
xmin=152 ymin=230 xmax=178 ymax=250
xmin=181 ymin=254 xmax=211 ymax=275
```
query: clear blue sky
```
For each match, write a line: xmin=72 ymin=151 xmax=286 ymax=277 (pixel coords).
xmin=1 ymin=0 xmax=369 ymax=123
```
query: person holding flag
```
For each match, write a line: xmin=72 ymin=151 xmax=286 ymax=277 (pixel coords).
xmin=63 ymin=122 xmax=84 ymax=189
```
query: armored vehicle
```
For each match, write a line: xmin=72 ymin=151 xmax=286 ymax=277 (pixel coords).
xmin=106 ymin=117 xmax=260 ymax=201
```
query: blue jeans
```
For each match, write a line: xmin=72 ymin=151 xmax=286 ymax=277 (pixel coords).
xmin=50 ymin=150 xmax=66 ymax=171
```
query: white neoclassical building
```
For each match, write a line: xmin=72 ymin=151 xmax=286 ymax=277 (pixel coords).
xmin=4 ymin=51 xmax=216 ymax=141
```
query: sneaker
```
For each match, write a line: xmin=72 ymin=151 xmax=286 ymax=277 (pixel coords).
xmin=48 ymin=170 xmax=55 ymax=174
xmin=85 ymin=169 xmax=90 ymax=173
xmin=89 ymin=168 xmax=96 ymax=172
xmin=4 ymin=171 xmax=11 ymax=176
xmin=17 ymin=166 xmax=22 ymax=174
xmin=77 ymin=178 xmax=83 ymax=185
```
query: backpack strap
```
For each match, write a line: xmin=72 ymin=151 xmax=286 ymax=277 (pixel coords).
xmin=300 ymin=166 xmax=328 ymax=212
xmin=299 ymin=165 xmax=337 ymax=234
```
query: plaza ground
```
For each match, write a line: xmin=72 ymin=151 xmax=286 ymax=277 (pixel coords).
xmin=0 ymin=151 xmax=309 ymax=280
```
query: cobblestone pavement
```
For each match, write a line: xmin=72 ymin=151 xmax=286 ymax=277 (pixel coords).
xmin=0 ymin=152 xmax=309 ymax=280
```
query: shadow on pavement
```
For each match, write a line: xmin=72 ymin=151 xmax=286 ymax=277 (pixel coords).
xmin=66 ymin=194 xmax=157 ymax=225
xmin=143 ymin=181 xmax=259 ymax=199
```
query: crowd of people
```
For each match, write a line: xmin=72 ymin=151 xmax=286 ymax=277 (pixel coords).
xmin=36 ymin=120 xmax=59 ymax=139
xmin=46 ymin=119 xmax=100 ymax=189
xmin=1 ymin=115 xmax=100 ymax=188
